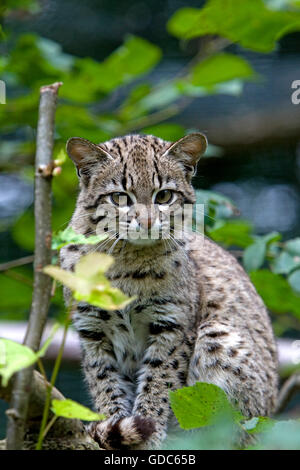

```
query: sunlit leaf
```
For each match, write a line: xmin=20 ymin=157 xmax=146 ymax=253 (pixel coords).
xmin=75 ymin=253 xmax=114 ymax=279
xmin=0 ymin=340 xmax=36 ymax=387
xmin=43 ymin=265 xmax=90 ymax=295
xmin=51 ymin=399 xmax=105 ymax=421
xmin=0 ymin=324 xmax=59 ymax=386
xmin=44 ymin=254 xmax=135 ymax=311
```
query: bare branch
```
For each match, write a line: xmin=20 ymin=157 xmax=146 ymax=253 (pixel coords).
xmin=0 ymin=255 xmax=34 ymax=272
xmin=5 ymin=82 xmax=62 ymax=450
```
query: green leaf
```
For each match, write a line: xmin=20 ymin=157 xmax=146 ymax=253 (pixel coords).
xmin=167 ymin=0 xmax=300 ymax=52
xmin=75 ymin=253 xmax=114 ymax=278
xmin=285 ymin=238 xmax=300 ymax=256
xmin=243 ymin=239 xmax=266 ymax=272
xmin=262 ymin=231 xmax=282 ymax=245
xmin=190 ymin=53 xmax=255 ymax=87
xmin=44 ymin=253 xmax=135 ymax=311
xmin=288 ymin=269 xmax=300 ymax=294
xmin=169 ymin=382 xmax=242 ymax=430
xmin=0 ymin=340 xmax=37 ymax=387
xmin=62 ymin=35 xmax=162 ymax=99
xmin=52 ymin=227 xmax=107 ymax=250
xmin=272 ymin=251 xmax=300 ymax=274
xmin=208 ymin=221 xmax=254 ymax=248
xmin=51 ymin=399 xmax=105 ymax=421
xmin=250 ymin=270 xmax=300 ymax=317
xmin=0 ymin=326 xmax=59 ymax=387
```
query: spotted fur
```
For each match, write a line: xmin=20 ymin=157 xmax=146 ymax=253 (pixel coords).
xmin=60 ymin=133 xmax=278 ymax=449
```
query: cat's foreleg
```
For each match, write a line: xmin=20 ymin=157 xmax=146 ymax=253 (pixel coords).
xmin=77 ymin=329 xmax=136 ymax=449
xmin=129 ymin=318 xmax=190 ymax=449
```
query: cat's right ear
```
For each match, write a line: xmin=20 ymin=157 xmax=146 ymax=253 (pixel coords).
xmin=66 ymin=137 xmax=113 ymax=179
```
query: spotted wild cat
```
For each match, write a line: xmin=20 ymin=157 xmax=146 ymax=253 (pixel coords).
xmin=60 ymin=133 xmax=278 ymax=450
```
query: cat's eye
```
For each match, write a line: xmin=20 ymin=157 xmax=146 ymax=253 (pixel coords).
xmin=110 ymin=192 xmax=133 ymax=207
xmin=155 ymin=189 xmax=174 ymax=205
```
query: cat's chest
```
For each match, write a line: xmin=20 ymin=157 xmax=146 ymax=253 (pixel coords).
xmin=106 ymin=307 xmax=152 ymax=375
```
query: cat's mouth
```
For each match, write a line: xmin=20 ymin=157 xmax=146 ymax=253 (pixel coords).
xmin=127 ymin=237 xmax=160 ymax=246
xmin=124 ymin=227 xmax=163 ymax=246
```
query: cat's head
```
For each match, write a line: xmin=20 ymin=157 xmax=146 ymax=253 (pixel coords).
xmin=66 ymin=133 xmax=207 ymax=247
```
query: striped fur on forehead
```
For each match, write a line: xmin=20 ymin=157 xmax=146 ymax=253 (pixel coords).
xmin=101 ymin=134 xmax=168 ymax=160
xmin=83 ymin=134 xmax=196 ymax=203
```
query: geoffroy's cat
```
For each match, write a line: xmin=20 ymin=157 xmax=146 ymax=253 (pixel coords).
xmin=60 ymin=133 xmax=278 ymax=450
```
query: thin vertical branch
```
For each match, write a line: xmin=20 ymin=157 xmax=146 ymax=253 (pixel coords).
xmin=6 ymin=82 xmax=62 ymax=450
xmin=36 ymin=312 xmax=72 ymax=450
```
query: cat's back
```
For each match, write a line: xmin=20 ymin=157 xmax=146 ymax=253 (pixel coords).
xmin=186 ymin=233 xmax=277 ymax=364
xmin=185 ymin=234 xmax=278 ymax=413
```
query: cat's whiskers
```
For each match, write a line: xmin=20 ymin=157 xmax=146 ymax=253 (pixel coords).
xmin=107 ymin=234 xmax=121 ymax=255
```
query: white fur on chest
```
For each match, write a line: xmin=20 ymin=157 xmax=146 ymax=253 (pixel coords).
xmin=107 ymin=308 xmax=151 ymax=376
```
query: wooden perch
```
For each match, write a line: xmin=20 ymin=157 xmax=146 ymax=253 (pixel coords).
xmin=0 ymin=371 xmax=99 ymax=450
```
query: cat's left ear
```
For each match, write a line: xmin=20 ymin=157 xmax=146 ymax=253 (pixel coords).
xmin=163 ymin=132 xmax=207 ymax=176
xmin=66 ymin=137 xmax=114 ymax=179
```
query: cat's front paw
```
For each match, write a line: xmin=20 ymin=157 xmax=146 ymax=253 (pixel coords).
xmin=88 ymin=415 xmax=156 ymax=450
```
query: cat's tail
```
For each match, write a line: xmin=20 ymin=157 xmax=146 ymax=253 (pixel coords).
xmin=88 ymin=415 xmax=156 ymax=450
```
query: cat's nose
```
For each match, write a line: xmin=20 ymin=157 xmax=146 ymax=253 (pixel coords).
xmin=139 ymin=215 xmax=153 ymax=230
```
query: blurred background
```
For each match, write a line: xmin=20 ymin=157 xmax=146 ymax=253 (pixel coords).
xmin=1 ymin=0 xmax=300 ymax=440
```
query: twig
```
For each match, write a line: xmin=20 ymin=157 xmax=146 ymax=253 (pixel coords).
xmin=0 ymin=255 xmax=34 ymax=271
xmin=41 ymin=415 xmax=58 ymax=441
xmin=276 ymin=371 xmax=300 ymax=414
xmin=1 ymin=270 xmax=33 ymax=287
xmin=5 ymin=81 xmax=62 ymax=450
xmin=36 ymin=312 xmax=71 ymax=450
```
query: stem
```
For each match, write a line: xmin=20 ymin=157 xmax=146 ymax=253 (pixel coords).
xmin=36 ymin=306 xmax=73 ymax=450
xmin=5 ymin=82 xmax=62 ymax=451
xmin=37 ymin=359 xmax=48 ymax=383
xmin=41 ymin=415 xmax=58 ymax=441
